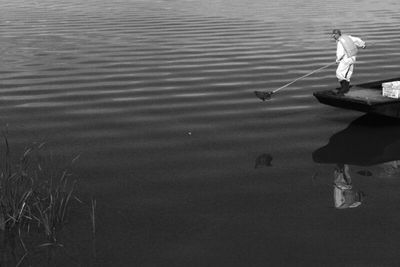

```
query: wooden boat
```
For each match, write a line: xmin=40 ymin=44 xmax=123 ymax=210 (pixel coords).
xmin=313 ymin=78 xmax=400 ymax=118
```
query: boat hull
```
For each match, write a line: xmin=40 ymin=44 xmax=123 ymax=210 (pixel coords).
xmin=314 ymin=78 xmax=400 ymax=118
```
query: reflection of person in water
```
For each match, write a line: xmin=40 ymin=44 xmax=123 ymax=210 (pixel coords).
xmin=333 ymin=164 xmax=365 ymax=209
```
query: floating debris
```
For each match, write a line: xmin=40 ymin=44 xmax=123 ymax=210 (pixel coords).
xmin=255 ymin=153 xmax=273 ymax=168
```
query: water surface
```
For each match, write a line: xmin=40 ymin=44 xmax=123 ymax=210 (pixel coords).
xmin=1 ymin=0 xmax=400 ymax=265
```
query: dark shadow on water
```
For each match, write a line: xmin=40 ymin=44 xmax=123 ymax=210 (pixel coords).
xmin=313 ymin=113 xmax=400 ymax=209
xmin=313 ymin=113 xmax=400 ymax=166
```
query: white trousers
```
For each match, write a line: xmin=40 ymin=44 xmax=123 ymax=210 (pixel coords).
xmin=336 ymin=57 xmax=355 ymax=82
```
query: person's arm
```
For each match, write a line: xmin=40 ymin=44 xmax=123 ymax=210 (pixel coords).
xmin=350 ymin=35 xmax=366 ymax=48
xmin=336 ymin=42 xmax=345 ymax=63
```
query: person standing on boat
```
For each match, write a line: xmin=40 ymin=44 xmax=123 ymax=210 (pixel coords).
xmin=332 ymin=29 xmax=366 ymax=95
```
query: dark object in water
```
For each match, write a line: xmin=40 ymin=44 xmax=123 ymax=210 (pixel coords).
xmin=255 ymin=153 xmax=273 ymax=168
xmin=313 ymin=114 xmax=400 ymax=166
xmin=254 ymin=91 xmax=273 ymax=101
xmin=313 ymin=77 xmax=400 ymax=118
xmin=357 ymin=170 xmax=373 ymax=176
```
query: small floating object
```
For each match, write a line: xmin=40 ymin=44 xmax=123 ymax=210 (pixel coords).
xmin=255 ymin=153 xmax=273 ymax=168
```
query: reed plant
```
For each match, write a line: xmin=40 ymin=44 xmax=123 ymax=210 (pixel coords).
xmin=33 ymin=170 xmax=77 ymax=243
xmin=0 ymin=135 xmax=35 ymax=232
xmin=0 ymin=134 xmax=76 ymax=244
xmin=0 ymin=131 xmax=103 ymax=267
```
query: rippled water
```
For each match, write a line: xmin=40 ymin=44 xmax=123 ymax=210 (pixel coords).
xmin=2 ymin=0 xmax=400 ymax=265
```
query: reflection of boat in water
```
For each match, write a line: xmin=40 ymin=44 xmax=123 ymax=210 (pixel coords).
xmin=312 ymin=114 xmax=400 ymax=209
xmin=313 ymin=114 xmax=400 ymax=167
xmin=313 ymin=78 xmax=400 ymax=118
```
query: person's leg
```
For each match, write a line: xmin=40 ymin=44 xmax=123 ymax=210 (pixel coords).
xmin=343 ymin=64 xmax=354 ymax=93
xmin=336 ymin=60 xmax=348 ymax=82
xmin=340 ymin=80 xmax=350 ymax=94
xmin=336 ymin=59 xmax=353 ymax=95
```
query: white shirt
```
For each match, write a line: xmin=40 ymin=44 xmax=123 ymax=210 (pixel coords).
xmin=336 ymin=35 xmax=366 ymax=62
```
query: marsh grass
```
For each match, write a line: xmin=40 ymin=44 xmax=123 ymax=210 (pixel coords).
xmin=90 ymin=197 xmax=97 ymax=259
xmin=90 ymin=198 xmax=96 ymax=236
xmin=33 ymin=173 xmax=77 ymax=243
xmin=0 ymin=136 xmax=34 ymax=232
xmin=0 ymin=135 xmax=86 ymax=265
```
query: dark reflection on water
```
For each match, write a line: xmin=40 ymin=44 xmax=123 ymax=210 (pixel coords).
xmin=313 ymin=114 xmax=400 ymax=166
xmin=314 ymin=114 xmax=400 ymax=209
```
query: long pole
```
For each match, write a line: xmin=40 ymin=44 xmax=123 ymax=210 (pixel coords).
xmin=255 ymin=61 xmax=336 ymax=101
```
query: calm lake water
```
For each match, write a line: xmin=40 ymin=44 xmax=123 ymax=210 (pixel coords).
xmin=2 ymin=0 xmax=400 ymax=266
